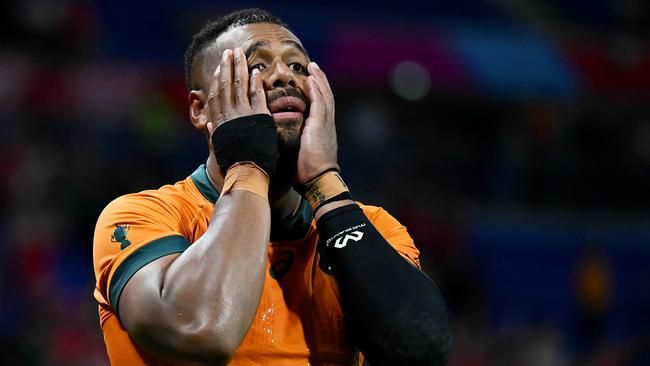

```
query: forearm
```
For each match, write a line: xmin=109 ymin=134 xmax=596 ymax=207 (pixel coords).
xmin=316 ymin=204 xmax=452 ymax=365
xmin=302 ymin=171 xmax=452 ymax=365
xmin=161 ymin=190 xmax=270 ymax=350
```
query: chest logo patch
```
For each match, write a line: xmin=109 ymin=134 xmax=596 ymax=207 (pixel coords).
xmin=270 ymin=250 xmax=294 ymax=280
xmin=111 ymin=224 xmax=132 ymax=250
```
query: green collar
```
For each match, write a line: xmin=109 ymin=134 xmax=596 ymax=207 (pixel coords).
xmin=270 ymin=198 xmax=313 ymax=241
xmin=190 ymin=164 xmax=313 ymax=241
xmin=190 ymin=164 xmax=219 ymax=204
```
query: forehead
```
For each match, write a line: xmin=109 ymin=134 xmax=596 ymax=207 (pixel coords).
xmin=192 ymin=23 xmax=304 ymax=90
xmin=214 ymin=23 xmax=303 ymax=54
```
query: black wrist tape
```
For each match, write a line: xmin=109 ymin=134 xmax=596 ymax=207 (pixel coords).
xmin=212 ymin=114 xmax=279 ymax=178
xmin=317 ymin=205 xmax=452 ymax=365
xmin=313 ymin=191 xmax=354 ymax=213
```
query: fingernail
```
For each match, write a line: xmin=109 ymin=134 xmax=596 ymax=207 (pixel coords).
xmin=223 ymin=49 xmax=230 ymax=60
xmin=312 ymin=62 xmax=320 ymax=70
xmin=252 ymin=69 xmax=259 ymax=76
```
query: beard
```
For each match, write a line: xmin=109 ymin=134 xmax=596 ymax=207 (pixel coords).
xmin=264 ymin=87 xmax=307 ymax=183
xmin=274 ymin=118 xmax=302 ymax=182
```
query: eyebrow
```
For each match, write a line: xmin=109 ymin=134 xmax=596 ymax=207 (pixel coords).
xmin=244 ymin=40 xmax=309 ymax=59
xmin=244 ymin=40 xmax=269 ymax=59
xmin=282 ymin=40 xmax=309 ymax=58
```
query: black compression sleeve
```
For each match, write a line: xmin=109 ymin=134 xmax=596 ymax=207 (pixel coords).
xmin=317 ymin=204 xmax=452 ymax=366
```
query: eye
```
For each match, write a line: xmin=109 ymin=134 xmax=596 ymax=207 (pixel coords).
xmin=289 ymin=63 xmax=307 ymax=74
xmin=249 ymin=63 xmax=266 ymax=72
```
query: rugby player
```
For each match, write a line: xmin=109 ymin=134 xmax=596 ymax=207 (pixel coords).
xmin=93 ymin=8 xmax=452 ymax=365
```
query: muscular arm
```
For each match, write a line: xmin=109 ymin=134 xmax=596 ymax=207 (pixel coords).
xmin=119 ymin=190 xmax=270 ymax=364
xmin=118 ymin=48 xmax=275 ymax=364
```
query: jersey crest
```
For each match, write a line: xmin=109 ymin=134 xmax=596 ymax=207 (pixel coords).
xmin=270 ymin=249 xmax=294 ymax=280
xmin=111 ymin=224 xmax=132 ymax=250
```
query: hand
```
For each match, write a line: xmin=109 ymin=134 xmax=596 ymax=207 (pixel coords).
xmin=205 ymin=48 xmax=270 ymax=135
xmin=296 ymin=62 xmax=339 ymax=184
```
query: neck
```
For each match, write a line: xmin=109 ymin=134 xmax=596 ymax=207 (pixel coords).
xmin=269 ymin=183 xmax=302 ymax=220
xmin=205 ymin=155 xmax=301 ymax=220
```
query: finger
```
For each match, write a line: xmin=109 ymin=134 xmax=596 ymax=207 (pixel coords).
xmin=305 ymin=76 xmax=326 ymax=122
xmin=208 ymin=64 xmax=221 ymax=97
xmin=207 ymin=65 xmax=223 ymax=122
xmin=249 ymin=69 xmax=269 ymax=114
xmin=304 ymin=74 xmax=321 ymax=102
xmin=233 ymin=48 xmax=250 ymax=109
xmin=219 ymin=49 xmax=234 ymax=117
xmin=307 ymin=62 xmax=334 ymax=101
xmin=307 ymin=62 xmax=335 ymax=120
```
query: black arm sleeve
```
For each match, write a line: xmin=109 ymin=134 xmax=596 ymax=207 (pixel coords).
xmin=316 ymin=204 xmax=452 ymax=366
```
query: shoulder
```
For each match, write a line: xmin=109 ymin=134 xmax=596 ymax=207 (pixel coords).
xmin=98 ymin=178 xmax=202 ymax=225
xmin=93 ymin=178 xmax=201 ymax=258
xmin=93 ymin=181 xmax=196 ymax=306
xmin=356 ymin=202 xmax=403 ymax=228
xmin=356 ymin=201 xmax=421 ymax=268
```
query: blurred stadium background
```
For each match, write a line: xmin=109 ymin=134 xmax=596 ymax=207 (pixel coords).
xmin=1 ymin=0 xmax=649 ymax=365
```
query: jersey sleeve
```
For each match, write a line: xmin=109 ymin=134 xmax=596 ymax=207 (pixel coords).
xmin=360 ymin=204 xmax=421 ymax=269
xmin=93 ymin=193 xmax=192 ymax=317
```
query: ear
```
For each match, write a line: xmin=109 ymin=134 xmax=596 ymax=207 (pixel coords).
xmin=189 ymin=90 xmax=208 ymax=130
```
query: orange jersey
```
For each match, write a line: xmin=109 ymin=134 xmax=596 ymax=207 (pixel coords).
xmin=93 ymin=165 xmax=420 ymax=365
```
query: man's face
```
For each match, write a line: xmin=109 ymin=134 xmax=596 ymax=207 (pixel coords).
xmin=194 ymin=23 xmax=311 ymax=168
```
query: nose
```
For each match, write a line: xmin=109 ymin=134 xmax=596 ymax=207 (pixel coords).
xmin=263 ymin=61 xmax=297 ymax=89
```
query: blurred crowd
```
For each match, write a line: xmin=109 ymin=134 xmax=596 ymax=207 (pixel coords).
xmin=1 ymin=0 xmax=649 ymax=365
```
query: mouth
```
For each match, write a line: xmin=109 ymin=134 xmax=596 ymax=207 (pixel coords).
xmin=268 ymin=96 xmax=306 ymax=121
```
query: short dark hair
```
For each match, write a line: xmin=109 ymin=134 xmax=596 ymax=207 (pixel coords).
xmin=184 ymin=8 xmax=286 ymax=90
